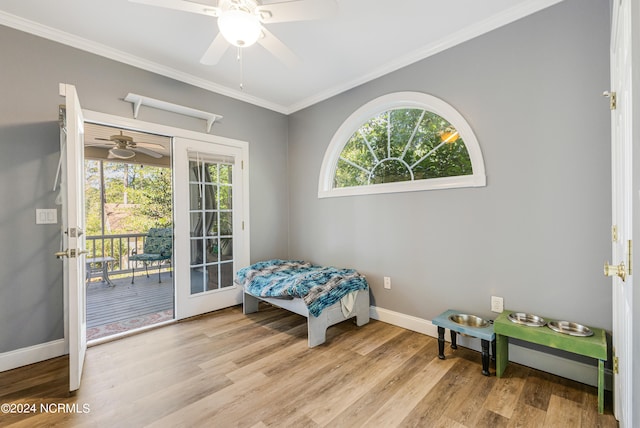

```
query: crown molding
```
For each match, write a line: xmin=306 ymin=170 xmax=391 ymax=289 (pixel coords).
xmin=0 ymin=10 xmax=289 ymax=114
xmin=287 ymin=0 xmax=564 ymax=113
xmin=1 ymin=0 xmax=563 ymax=115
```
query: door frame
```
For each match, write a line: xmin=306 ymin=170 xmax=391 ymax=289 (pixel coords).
xmin=81 ymin=109 xmax=250 ymax=318
xmin=609 ymin=0 xmax=636 ymax=425
xmin=628 ymin=0 xmax=640 ymax=422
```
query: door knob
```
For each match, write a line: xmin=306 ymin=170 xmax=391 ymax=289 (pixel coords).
xmin=604 ymin=261 xmax=626 ymax=281
xmin=55 ymin=249 xmax=90 ymax=259
xmin=55 ymin=250 xmax=70 ymax=259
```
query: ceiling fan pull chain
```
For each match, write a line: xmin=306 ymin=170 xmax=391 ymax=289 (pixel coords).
xmin=237 ymin=46 xmax=244 ymax=91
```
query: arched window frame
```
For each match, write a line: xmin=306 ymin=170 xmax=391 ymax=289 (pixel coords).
xmin=318 ymin=92 xmax=486 ymax=198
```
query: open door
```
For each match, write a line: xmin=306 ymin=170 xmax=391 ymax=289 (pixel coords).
xmin=607 ymin=1 xmax=634 ymax=424
xmin=59 ymin=83 xmax=88 ymax=392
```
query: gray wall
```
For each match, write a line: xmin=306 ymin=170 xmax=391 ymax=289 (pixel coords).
xmin=0 ymin=0 xmax=614 ymax=366
xmin=0 ymin=26 xmax=289 ymax=353
xmin=288 ymin=0 xmax=612 ymax=328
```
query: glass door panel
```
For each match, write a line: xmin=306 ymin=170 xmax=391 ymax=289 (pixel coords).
xmin=189 ymin=154 xmax=235 ymax=295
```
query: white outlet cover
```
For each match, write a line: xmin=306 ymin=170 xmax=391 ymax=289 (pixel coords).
xmin=491 ymin=296 xmax=504 ymax=313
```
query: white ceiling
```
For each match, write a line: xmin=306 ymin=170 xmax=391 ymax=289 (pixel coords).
xmin=0 ymin=0 xmax=563 ymax=114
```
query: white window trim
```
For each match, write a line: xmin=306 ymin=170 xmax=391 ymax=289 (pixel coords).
xmin=318 ymin=92 xmax=486 ymax=198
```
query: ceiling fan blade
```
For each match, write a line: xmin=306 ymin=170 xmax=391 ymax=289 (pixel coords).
xmin=200 ymin=33 xmax=230 ymax=65
xmin=135 ymin=142 xmax=167 ymax=149
xmin=86 ymin=142 xmax=115 ymax=147
xmin=257 ymin=27 xmax=300 ymax=68
xmin=129 ymin=0 xmax=220 ymax=17
xmin=256 ymin=0 xmax=337 ymax=24
xmin=133 ymin=147 xmax=164 ymax=159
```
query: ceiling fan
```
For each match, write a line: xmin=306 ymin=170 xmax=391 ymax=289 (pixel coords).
xmin=128 ymin=0 xmax=338 ymax=67
xmin=86 ymin=131 xmax=165 ymax=159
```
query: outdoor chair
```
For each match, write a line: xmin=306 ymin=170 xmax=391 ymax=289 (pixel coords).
xmin=130 ymin=227 xmax=173 ymax=283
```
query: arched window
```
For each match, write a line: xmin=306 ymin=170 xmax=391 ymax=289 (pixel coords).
xmin=318 ymin=92 xmax=486 ymax=198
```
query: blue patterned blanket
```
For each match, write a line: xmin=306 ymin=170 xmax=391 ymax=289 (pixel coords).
xmin=236 ymin=260 xmax=369 ymax=317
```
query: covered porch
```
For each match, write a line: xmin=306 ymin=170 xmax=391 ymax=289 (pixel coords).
xmin=87 ymin=272 xmax=174 ymax=341
xmin=83 ymin=124 xmax=175 ymax=341
xmin=86 ymin=232 xmax=174 ymax=341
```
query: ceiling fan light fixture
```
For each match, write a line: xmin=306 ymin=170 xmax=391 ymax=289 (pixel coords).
xmin=218 ymin=9 xmax=261 ymax=47
xmin=109 ymin=147 xmax=136 ymax=159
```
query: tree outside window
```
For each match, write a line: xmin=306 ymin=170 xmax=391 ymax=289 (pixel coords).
xmin=318 ymin=92 xmax=486 ymax=198
xmin=336 ymin=109 xmax=472 ymax=188
xmin=85 ymin=160 xmax=172 ymax=236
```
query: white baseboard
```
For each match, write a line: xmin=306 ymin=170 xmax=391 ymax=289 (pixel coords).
xmin=369 ymin=306 xmax=603 ymax=388
xmin=0 ymin=340 xmax=66 ymax=373
xmin=370 ymin=306 xmax=438 ymax=336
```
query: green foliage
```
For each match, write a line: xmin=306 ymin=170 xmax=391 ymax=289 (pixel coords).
xmin=132 ymin=167 xmax=172 ymax=229
xmin=85 ymin=160 xmax=103 ymax=236
xmin=335 ymin=108 xmax=473 ymax=188
xmin=85 ymin=160 xmax=172 ymax=236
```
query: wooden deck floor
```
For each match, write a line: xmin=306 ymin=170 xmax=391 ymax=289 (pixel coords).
xmin=86 ymin=272 xmax=174 ymax=329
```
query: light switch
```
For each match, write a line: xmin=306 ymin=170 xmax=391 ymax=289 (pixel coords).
xmin=36 ymin=209 xmax=58 ymax=224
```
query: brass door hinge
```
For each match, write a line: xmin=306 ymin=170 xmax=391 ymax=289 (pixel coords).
xmin=604 ymin=91 xmax=617 ymax=110
xmin=614 ymin=356 xmax=619 ymax=374
xmin=612 ymin=225 xmax=618 ymax=242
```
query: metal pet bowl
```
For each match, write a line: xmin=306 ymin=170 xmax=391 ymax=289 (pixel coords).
xmin=508 ymin=312 xmax=546 ymax=327
xmin=547 ymin=321 xmax=593 ymax=337
xmin=449 ymin=313 xmax=490 ymax=328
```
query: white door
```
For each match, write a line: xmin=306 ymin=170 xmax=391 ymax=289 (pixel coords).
xmin=173 ymin=137 xmax=249 ymax=319
xmin=59 ymin=83 xmax=88 ymax=392
xmin=609 ymin=0 xmax=633 ymax=425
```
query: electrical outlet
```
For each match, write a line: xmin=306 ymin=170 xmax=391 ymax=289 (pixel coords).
xmin=491 ymin=296 xmax=504 ymax=313
xmin=384 ymin=276 xmax=391 ymax=289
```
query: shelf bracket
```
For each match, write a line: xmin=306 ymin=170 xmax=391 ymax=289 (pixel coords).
xmin=124 ymin=93 xmax=223 ymax=133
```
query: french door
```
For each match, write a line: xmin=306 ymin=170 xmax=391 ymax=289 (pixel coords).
xmin=609 ymin=0 xmax=634 ymax=425
xmin=81 ymin=112 xmax=250 ymax=321
xmin=173 ymin=137 xmax=249 ymax=319
xmin=59 ymin=96 xmax=249 ymax=393
xmin=59 ymin=83 xmax=88 ymax=392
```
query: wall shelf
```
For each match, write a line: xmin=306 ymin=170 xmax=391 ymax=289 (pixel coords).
xmin=124 ymin=93 xmax=222 ymax=133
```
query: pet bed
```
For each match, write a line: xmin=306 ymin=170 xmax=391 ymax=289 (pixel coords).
xmin=236 ymin=260 xmax=370 ymax=347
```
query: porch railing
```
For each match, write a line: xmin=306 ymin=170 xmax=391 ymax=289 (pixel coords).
xmin=86 ymin=233 xmax=147 ymax=276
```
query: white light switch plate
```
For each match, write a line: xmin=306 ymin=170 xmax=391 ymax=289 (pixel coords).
xmin=36 ymin=209 xmax=57 ymax=224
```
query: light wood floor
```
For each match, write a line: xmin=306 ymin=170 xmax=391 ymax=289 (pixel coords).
xmin=1 ymin=303 xmax=618 ymax=427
